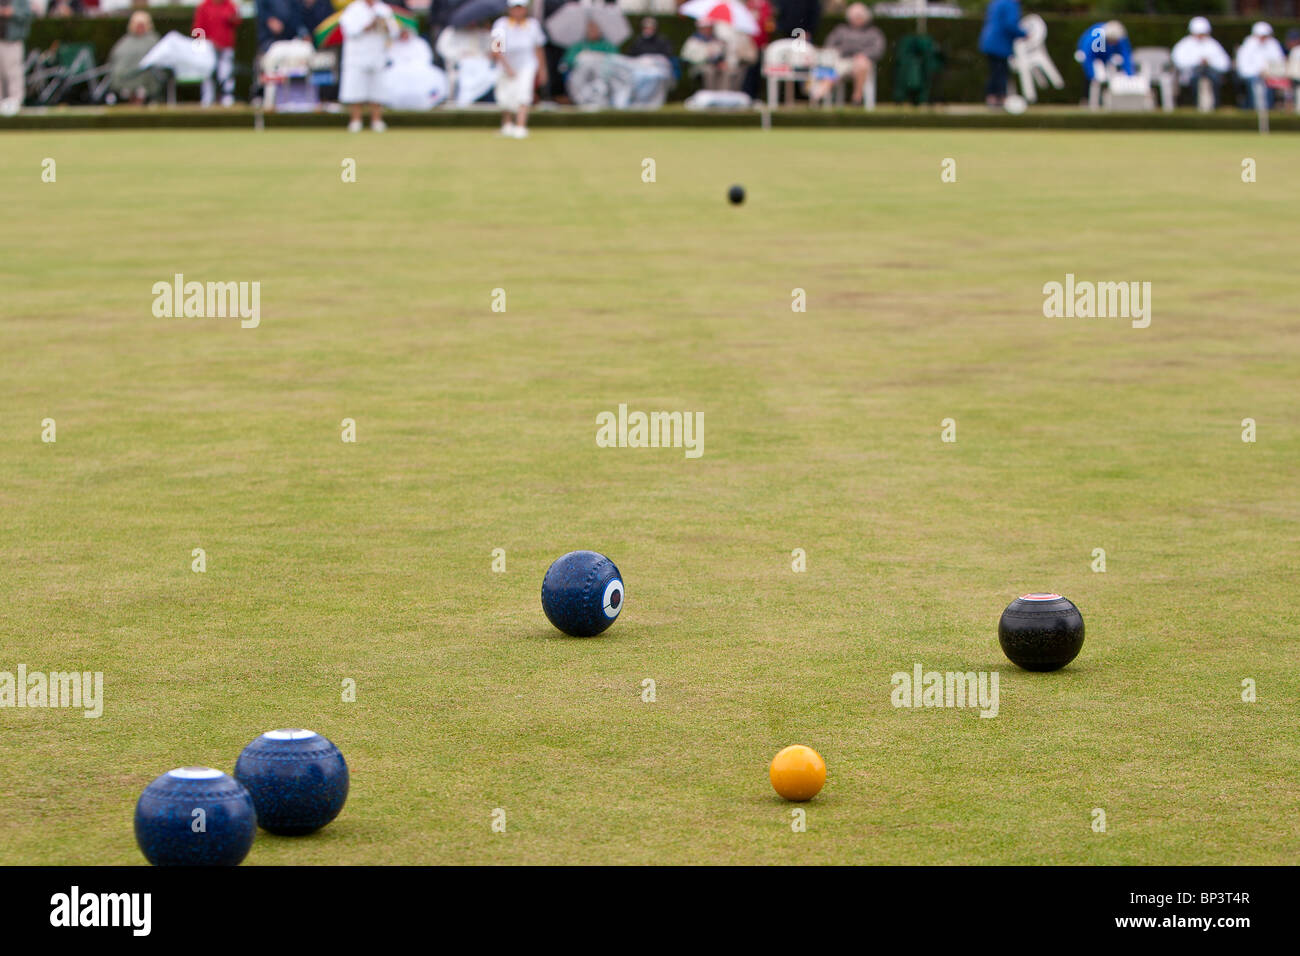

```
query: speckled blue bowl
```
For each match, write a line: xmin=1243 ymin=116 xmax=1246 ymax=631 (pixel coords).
xmin=234 ymin=730 xmax=349 ymax=836
xmin=541 ymin=551 xmax=624 ymax=637
xmin=134 ymin=767 xmax=257 ymax=866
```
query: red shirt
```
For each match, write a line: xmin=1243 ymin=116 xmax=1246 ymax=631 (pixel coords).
xmin=747 ymin=0 xmax=775 ymax=50
xmin=193 ymin=0 xmax=242 ymax=51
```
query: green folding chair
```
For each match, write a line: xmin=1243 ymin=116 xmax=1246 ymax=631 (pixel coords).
xmin=36 ymin=42 xmax=113 ymax=105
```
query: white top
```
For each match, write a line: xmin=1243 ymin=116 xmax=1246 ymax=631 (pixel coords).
xmin=341 ymin=0 xmax=400 ymax=68
xmin=1170 ymin=35 xmax=1231 ymax=73
xmin=490 ymin=17 xmax=546 ymax=74
xmin=1235 ymin=36 xmax=1285 ymax=78
xmin=169 ymin=767 xmax=224 ymax=779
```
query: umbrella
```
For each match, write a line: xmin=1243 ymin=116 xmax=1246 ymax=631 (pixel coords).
xmin=313 ymin=6 xmax=419 ymax=48
xmin=449 ymin=0 xmax=508 ymax=29
xmin=545 ymin=2 xmax=631 ymax=48
xmin=678 ymin=0 xmax=759 ymax=37
xmin=139 ymin=31 xmax=217 ymax=81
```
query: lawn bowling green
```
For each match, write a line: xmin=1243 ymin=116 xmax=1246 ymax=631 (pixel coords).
xmin=2 ymin=129 xmax=1298 ymax=865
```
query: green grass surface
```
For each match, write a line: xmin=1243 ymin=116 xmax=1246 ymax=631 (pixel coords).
xmin=2 ymin=129 xmax=1297 ymax=865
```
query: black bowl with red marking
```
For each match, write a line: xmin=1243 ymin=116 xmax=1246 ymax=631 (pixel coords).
xmin=998 ymin=593 xmax=1084 ymax=671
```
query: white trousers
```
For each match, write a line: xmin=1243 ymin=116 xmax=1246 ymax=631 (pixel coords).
xmin=201 ymin=47 xmax=235 ymax=106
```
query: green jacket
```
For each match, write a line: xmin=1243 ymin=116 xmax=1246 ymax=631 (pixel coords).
xmin=2 ymin=0 xmax=33 ymax=43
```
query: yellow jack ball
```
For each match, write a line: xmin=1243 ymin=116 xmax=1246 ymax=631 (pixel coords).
xmin=769 ymin=745 xmax=826 ymax=801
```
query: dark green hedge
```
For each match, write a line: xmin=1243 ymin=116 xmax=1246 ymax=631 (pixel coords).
xmin=27 ymin=12 xmax=1300 ymax=105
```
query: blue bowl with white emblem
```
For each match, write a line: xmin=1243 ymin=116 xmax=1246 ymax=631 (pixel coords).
xmin=541 ymin=551 xmax=624 ymax=637
xmin=134 ymin=767 xmax=257 ymax=866
xmin=234 ymin=730 xmax=349 ymax=836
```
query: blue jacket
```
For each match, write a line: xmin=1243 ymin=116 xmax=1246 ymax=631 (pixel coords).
xmin=1076 ymin=22 xmax=1133 ymax=77
xmin=978 ymin=0 xmax=1025 ymax=59
xmin=257 ymin=0 xmax=302 ymax=51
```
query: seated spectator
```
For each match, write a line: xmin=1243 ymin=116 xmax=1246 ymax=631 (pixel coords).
xmin=1171 ymin=17 xmax=1230 ymax=108
xmin=681 ymin=20 xmax=728 ymax=90
xmin=627 ymin=17 xmax=673 ymax=61
xmin=561 ymin=19 xmax=617 ymax=75
xmin=379 ymin=27 xmax=446 ymax=110
xmin=811 ymin=2 xmax=885 ymax=106
xmin=682 ymin=20 xmax=752 ymax=91
xmin=193 ymin=0 xmax=241 ymax=107
xmin=107 ymin=10 xmax=162 ymax=104
xmin=1075 ymin=20 xmax=1132 ymax=83
xmin=1235 ymin=21 xmax=1285 ymax=109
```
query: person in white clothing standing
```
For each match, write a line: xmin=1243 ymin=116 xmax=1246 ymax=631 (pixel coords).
xmin=340 ymin=0 xmax=400 ymax=132
xmin=490 ymin=0 xmax=547 ymax=139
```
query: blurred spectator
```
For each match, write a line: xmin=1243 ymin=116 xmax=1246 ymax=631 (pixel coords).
xmin=340 ymin=0 xmax=399 ymax=131
xmin=776 ymin=0 xmax=819 ymax=45
xmin=682 ymin=19 xmax=727 ymax=89
xmin=627 ymin=17 xmax=673 ymax=60
xmin=0 ymin=0 xmax=31 ymax=113
xmin=435 ymin=19 xmax=495 ymax=106
xmin=1235 ymin=21 xmax=1285 ymax=109
xmin=298 ymin=0 xmax=336 ymax=39
xmin=742 ymin=0 xmax=773 ymax=96
xmin=561 ymin=19 xmax=617 ymax=75
xmin=813 ymin=3 xmax=883 ymax=106
xmin=490 ymin=0 xmax=546 ymax=138
xmin=1287 ymin=29 xmax=1300 ymax=104
xmin=539 ymin=0 xmax=566 ymax=101
xmin=47 ymin=0 xmax=75 ymax=17
xmin=425 ymin=0 xmax=457 ymax=62
xmin=107 ymin=10 xmax=162 ymax=104
xmin=258 ymin=0 xmax=302 ymax=53
xmin=978 ymin=0 xmax=1025 ymax=107
xmin=380 ymin=26 xmax=446 ymax=109
xmin=194 ymin=0 xmax=241 ymax=107
xmin=1076 ymin=20 xmax=1132 ymax=82
xmin=1171 ymin=16 xmax=1230 ymax=108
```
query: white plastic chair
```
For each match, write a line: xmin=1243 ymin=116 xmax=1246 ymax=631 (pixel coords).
xmin=1008 ymin=14 xmax=1062 ymax=103
xmin=762 ymin=37 xmax=816 ymax=108
xmin=1132 ymin=47 xmax=1175 ymax=112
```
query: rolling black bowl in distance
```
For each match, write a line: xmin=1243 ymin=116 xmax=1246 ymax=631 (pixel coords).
xmin=998 ymin=593 xmax=1084 ymax=671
